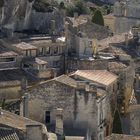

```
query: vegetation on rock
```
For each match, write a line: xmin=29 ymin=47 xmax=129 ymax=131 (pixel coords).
xmin=33 ymin=0 xmax=54 ymax=12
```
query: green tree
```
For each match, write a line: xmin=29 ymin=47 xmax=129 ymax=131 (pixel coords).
xmin=112 ymin=110 xmax=123 ymax=134
xmin=59 ymin=2 xmax=65 ymax=9
xmin=66 ymin=0 xmax=89 ymax=17
xmin=66 ymin=5 xmax=76 ymax=17
xmin=75 ymin=0 xmax=89 ymax=15
xmin=92 ymin=9 xmax=104 ymax=26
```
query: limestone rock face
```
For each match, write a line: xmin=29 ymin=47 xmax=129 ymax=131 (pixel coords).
xmin=0 ymin=0 xmax=63 ymax=34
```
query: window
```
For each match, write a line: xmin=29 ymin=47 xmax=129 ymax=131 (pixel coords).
xmin=54 ymin=47 xmax=58 ymax=54
xmin=38 ymin=47 xmax=44 ymax=55
xmin=25 ymin=50 xmax=31 ymax=56
xmin=45 ymin=111 xmax=50 ymax=124
xmin=45 ymin=47 xmax=50 ymax=54
xmin=53 ymin=61 xmax=60 ymax=67
xmin=0 ymin=57 xmax=15 ymax=63
xmin=39 ymin=64 xmax=46 ymax=70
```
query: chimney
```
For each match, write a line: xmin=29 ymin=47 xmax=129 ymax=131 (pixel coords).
xmin=21 ymin=77 xmax=28 ymax=90
xmin=125 ymin=33 xmax=129 ymax=47
xmin=26 ymin=125 xmax=43 ymax=140
xmin=50 ymin=20 xmax=56 ymax=35
xmin=22 ymin=93 xmax=29 ymax=118
xmin=55 ymin=108 xmax=63 ymax=136
xmin=74 ymin=12 xmax=78 ymax=19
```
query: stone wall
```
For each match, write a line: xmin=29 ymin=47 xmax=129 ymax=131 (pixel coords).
xmin=0 ymin=83 xmax=22 ymax=100
xmin=67 ymin=58 xmax=108 ymax=72
xmin=115 ymin=17 xmax=140 ymax=33
xmin=26 ymin=80 xmax=104 ymax=139
xmin=114 ymin=1 xmax=140 ymax=33
xmin=129 ymin=106 xmax=140 ymax=136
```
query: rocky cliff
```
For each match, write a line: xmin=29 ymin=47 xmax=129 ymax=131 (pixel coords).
xmin=0 ymin=0 xmax=64 ymax=35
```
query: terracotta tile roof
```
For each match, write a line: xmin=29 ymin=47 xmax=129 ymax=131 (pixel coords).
xmin=0 ymin=110 xmax=42 ymax=132
xmin=54 ymin=75 xmax=77 ymax=88
xmin=0 ymin=43 xmax=18 ymax=57
xmin=105 ymin=134 xmax=140 ymax=140
xmin=16 ymin=42 xmax=37 ymax=50
xmin=0 ymin=51 xmax=18 ymax=58
xmin=0 ymin=127 xmax=20 ymax=140
xmin=71 ymin=70 xmax=118 ymax=86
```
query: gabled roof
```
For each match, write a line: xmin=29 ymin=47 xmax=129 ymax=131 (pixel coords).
xmin=0 ymin=127 xmax=19 ymax=140
xmin=71 ymin=70 xmax=118 ymax=87
xmin=54 ymin=75 xmax=77 ymax=88
xmin=16 ymin=42 xmax=37 ymax=50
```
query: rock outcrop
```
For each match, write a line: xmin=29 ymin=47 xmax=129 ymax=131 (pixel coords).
xmin=0 ymin=0 xmax=64 ymax=36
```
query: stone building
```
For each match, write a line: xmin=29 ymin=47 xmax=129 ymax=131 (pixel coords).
xmin=22 ymin=70 xmax=118 ymax=140
xmin=0 ymin=108 xmax=53 ymax=140
xmin=114 ymin=0 xmax=140 ymax=33
xmin=128 ymin=105 xmax=140 ymax=136
xmin=0 ymin=42 xmax=22 ymax=70
xmin=13 ymin=36 xmax=66 ymax=78
xmin=65 ymin=15 xmax=110 ymax=58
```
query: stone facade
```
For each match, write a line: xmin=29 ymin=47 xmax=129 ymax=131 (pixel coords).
xmin=23 ymin=75 xmax=111 ymax=140
xmin=114 ymin=0 xmax=140 ymax=33
xmin=129 ymin=105 xmax=140 ymax=136
xmin=0 ymin=109 xmax=52 ymax=140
